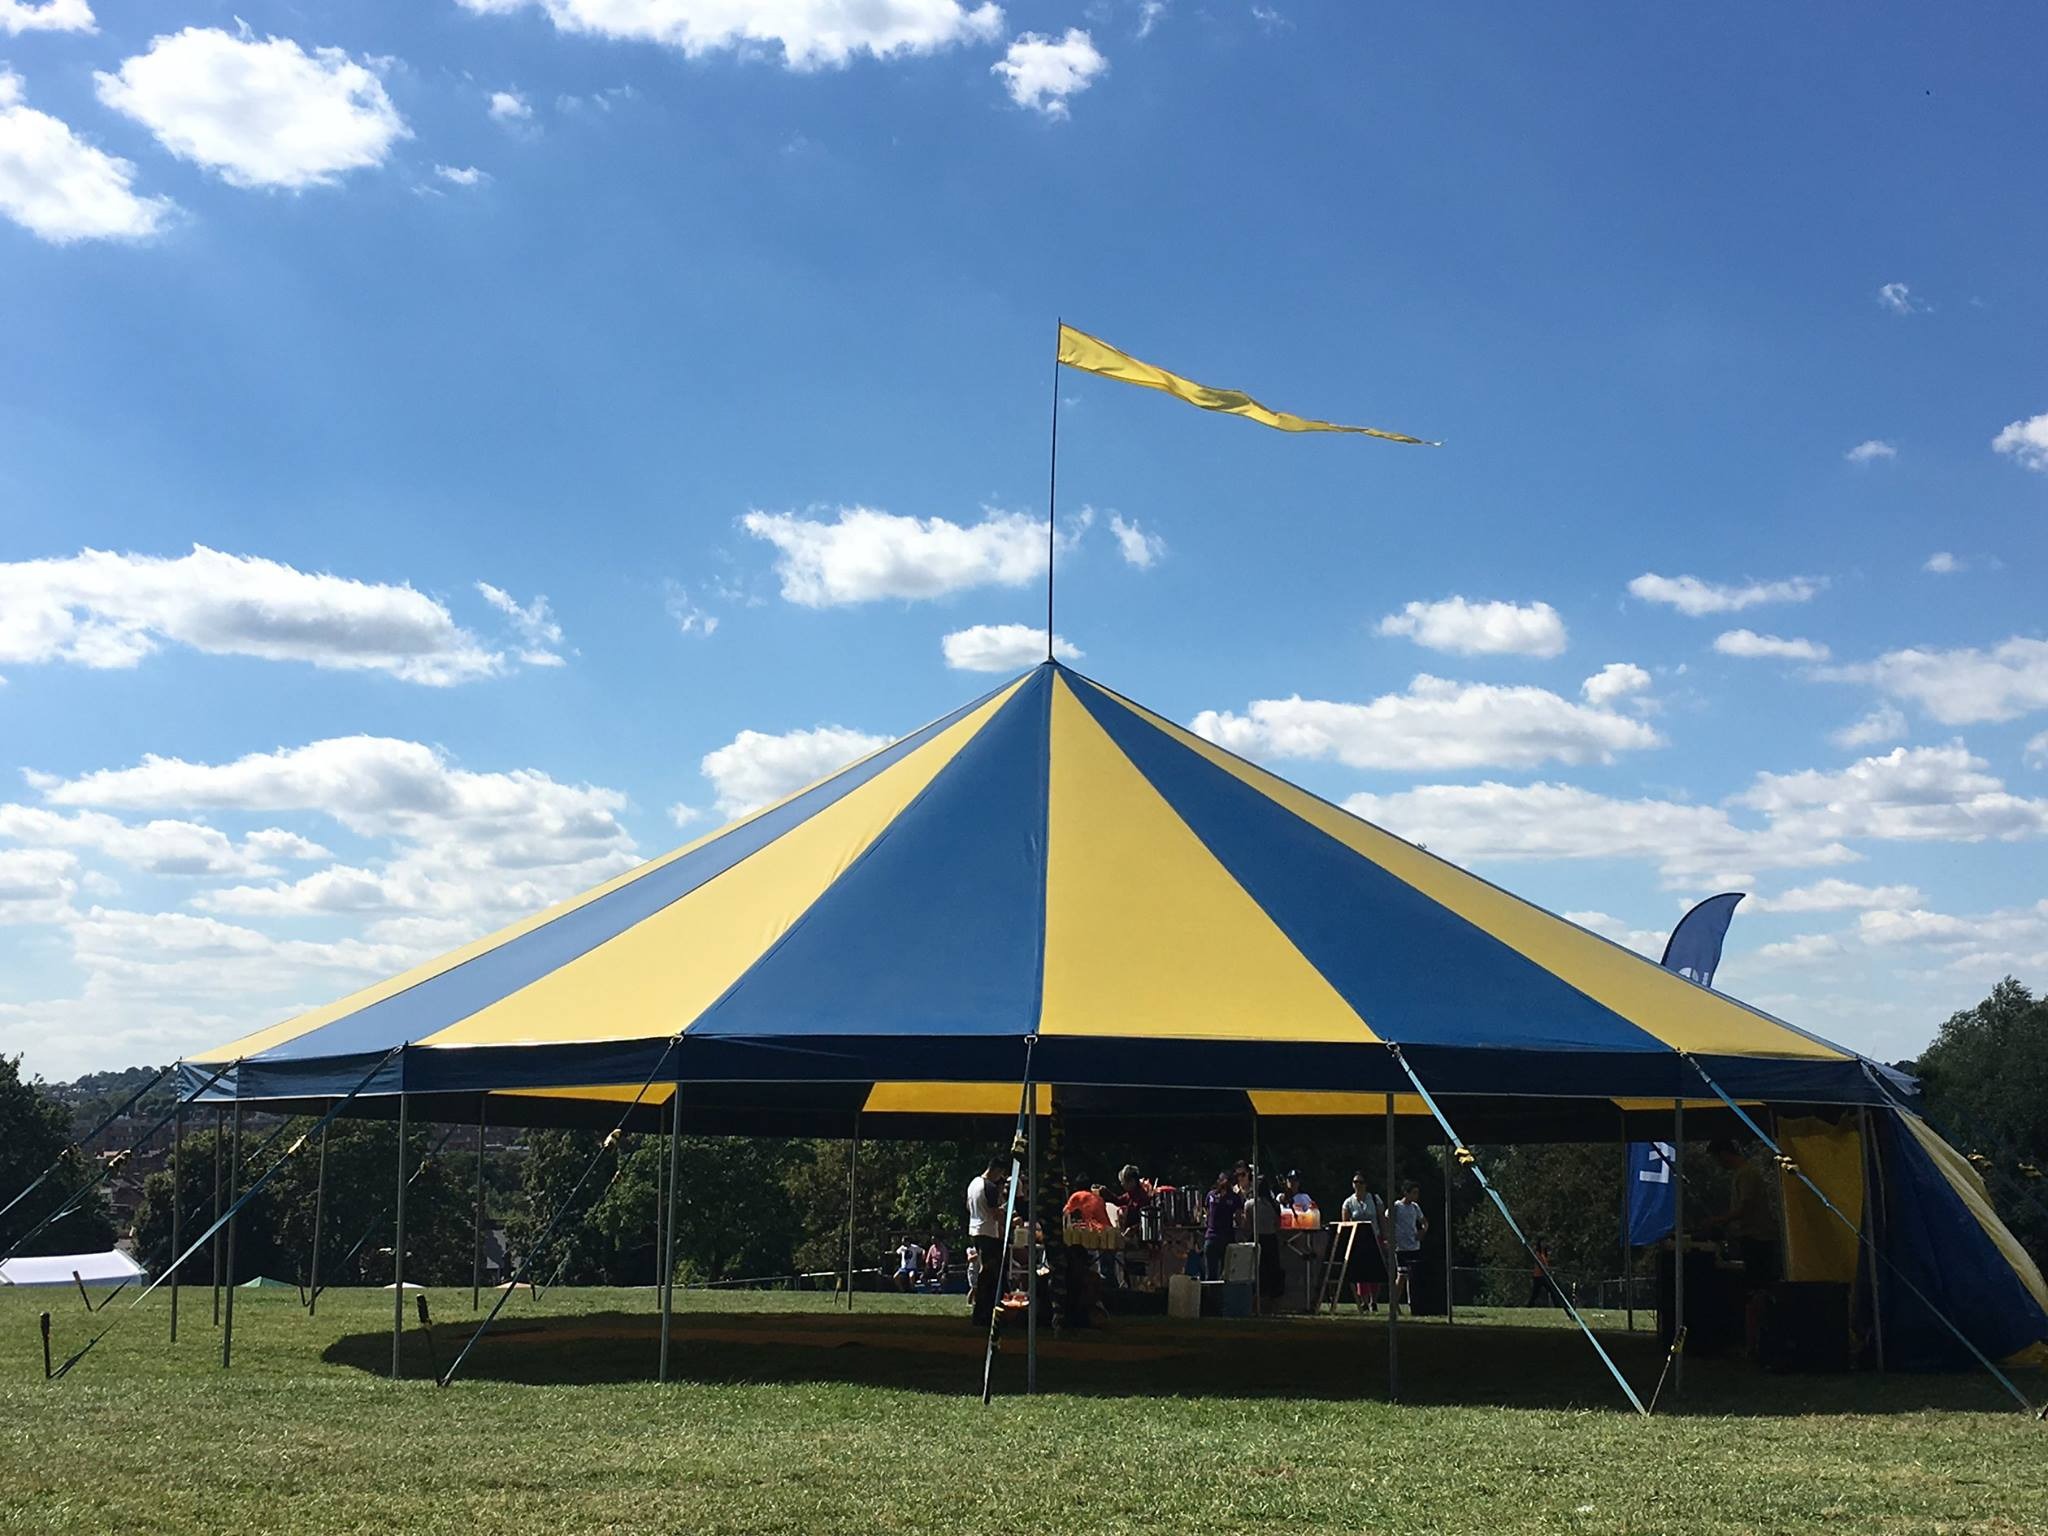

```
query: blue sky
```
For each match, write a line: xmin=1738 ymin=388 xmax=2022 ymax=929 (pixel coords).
xmin=2 ymin=0 xmax=2044 ymax=1078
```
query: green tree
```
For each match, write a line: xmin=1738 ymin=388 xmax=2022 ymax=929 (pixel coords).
xmin=1913 ymin=975 xmax=2048 ymax=1264
xmin=0 ymin=1054 xmax=115 ymax=1258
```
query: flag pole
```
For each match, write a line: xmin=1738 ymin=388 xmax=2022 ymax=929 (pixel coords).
xmin=1045 ymin=318 xmax=1061 ymax=660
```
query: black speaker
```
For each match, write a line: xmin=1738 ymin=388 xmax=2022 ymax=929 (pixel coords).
xmin=1759 ymin=1281 xmax=1851 ymax=1372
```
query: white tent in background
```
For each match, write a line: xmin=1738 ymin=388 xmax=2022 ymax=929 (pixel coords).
xmin=0 ymin=1250 xmax=146 ymax=1288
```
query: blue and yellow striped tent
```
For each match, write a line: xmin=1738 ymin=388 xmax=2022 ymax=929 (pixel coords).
xmin=186 ymin=661 xmax=1885 ymax=1120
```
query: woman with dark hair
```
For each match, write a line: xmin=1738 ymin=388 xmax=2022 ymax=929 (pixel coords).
xmin=1339 ymin=1172 xmax=1387 ymax=1311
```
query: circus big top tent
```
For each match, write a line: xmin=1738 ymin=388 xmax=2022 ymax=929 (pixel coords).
xmin=152 ymin=659 xmax=2046 ymax=1379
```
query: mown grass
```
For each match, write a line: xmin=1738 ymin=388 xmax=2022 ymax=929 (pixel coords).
xmin=1 ymin=1285 xmax=2041 ymax=1535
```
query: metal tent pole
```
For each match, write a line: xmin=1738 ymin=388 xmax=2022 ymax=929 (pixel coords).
xmin=844 ymin=1114 xmax=861 ymax=1311
xmin=169 ymin=1102 xmax=183 ymax=1343
xmin=220 ymin=1100 xmax=241 ymax=1368
xmin=1672 ymin=1098 xmax=1685 ymax=1396
xmin=308 ymin=1119 xmax=330 ymax=1318
xmin=1385 ymin=1092 xmax=1398 ymax=1401
xmin=472 ymin=1099 xmax=487 ymax=1311
xmin=1250 ymin=1111 xmax=1260 ymax=1318
xmin=1620 ymin=1129 xmax=1633 ymax=1332
xmin=391 ymin=1091 xmax=409 ymax=1381
xmin=1442 ymin=1136 xmax=1454 ymax=1324
xmin=210 ymin=1105 xmax=224 ymax=1326
xmin=660 ymin=1088 xmax=682 ymax=1382
xmin=1026 ymin=1084 xmax=1039 ymax=1396
xmin=1861 ymin=1105 xmax=1886 ymax=1373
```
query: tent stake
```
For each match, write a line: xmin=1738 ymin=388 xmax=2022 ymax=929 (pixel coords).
xmin=844 ymin=1113 xmax=861 ymax=1311
xmin=307 ymin=1117 xmax=330 ymax=1317
xmin=472 ymin=1099 xmax=487 ymax=1312
xmin=1384 ymin=1093 xmax=1398 ymax=1401
xmin=220 ymin=1099 xmax=241 ymax=1369
xmin=168 ymin=1101 xmax=182 ymax=1343
xmin=660 ymin=1089 xmax=681 ymax=1382
xmin=392 ymin=1089 xmax=409 ymax=1381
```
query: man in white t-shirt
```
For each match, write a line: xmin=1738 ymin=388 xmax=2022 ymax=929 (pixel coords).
xmin=1390 ymin=1182 xmax=1428 ymax=1306
xmin=966 ymin=1156 xmax=1007 ymax=1327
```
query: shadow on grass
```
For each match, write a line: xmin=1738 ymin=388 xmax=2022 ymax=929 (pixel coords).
xmin=322 ymin=1308 xmax=2032 ymax=1416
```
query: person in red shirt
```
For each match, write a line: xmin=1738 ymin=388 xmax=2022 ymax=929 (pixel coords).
xmin=1063 ymin=1183 xmax=1112 ymax=1229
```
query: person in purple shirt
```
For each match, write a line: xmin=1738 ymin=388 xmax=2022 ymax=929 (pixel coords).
xmin=1203 ymin=1169 xmax=1243 ymax=1282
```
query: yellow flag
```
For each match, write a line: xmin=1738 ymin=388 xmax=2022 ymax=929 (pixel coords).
xmin=1057 ymin=324 xmax=1438 ymax=445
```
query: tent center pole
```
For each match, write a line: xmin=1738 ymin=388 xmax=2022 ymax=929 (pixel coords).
xmin=1250 ymin=1111 xmax=1260 ymax=1319
xmin=1672 ymin=1098 xmax=1685 ymax=1396
xmin=1619 ymin=1117 xmax=1633 ymax=1333
xmin=1385 ymin=1092 xmax=1398 ymax=1402
xmin=308 ymin=1117 xmax=330 ymax=1317
xmin=660 ymin=1089 xmax=682 ymax=1382
xmin=221 ymin=1099 xmax=241 ymax=1369
xmin=1026 ymin=1083 xmax=1039 ymax=1395
xmin=392 ymin=1089 xmax=409 ymax=1382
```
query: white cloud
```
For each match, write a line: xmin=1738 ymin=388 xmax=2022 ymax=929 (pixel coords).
xmin=95 ymin=27 xmax=408 ymax=191
xmin=1844 ymin=637 xmax=2048 ymax=725
xmin=1135 ymin=1 xmax=1167 ymax=38
xmin=0 ymin=69 xmax=174 ymax=244
xmin=1923 ymin=551 xmax=1963 ymax=575
xmin=667 ymin=802 xmax=706 ymax=829
xmin=0 ymin=1 xmax=92 ymax=34
xmin=2028 ymin=730 xmax=2048 ymax=771
xmin=1750 ymin=879 xmax=1922 ymax=914
xmin=1757 ymin=898 xmax=2048 ymax=989
xmin=1108 ymin=513 xmax=1164 ymax=570
xmin=1191 ymin=675 xmax=1662 ymax=774
xmin=741 ymin=506 xmax=1063 ymax=606
xmin=941 ymin=623 xmax=1079 ymax=672
xmin=1733 ymin=743 xmax=2048 ymax=845
xmin=1877 ymin=281 xmax=1918 ymax=315
xmin=458 ymin=0 xmax=1004 ymax=70
xmin=1343 ymin=781 xmax=1850 ymax=889
xmin=0 ymin=804 xmax=327 ymax=877
xmin=0 ymin=546 xmax=507 ymax=684
xmin=435 ymin=163 xmax=489 ymax=187
xmin=1830 ymin=704 xmax=1904 ymax=750
xmin=1628 ymin=572 xmax=1823 ymax=617
xmin=1991 ymin=411 xmax=2048 ymax=473
xmin=700 ymin=725 xmax=889 ymax=818
xmin=487 ymin=89 xmax=531 ymax=121
xmin=1844 ymin=439 xmax=1896 ymax=464
xmin=476 ymin=581 xmax=565 ymax=666
xmin=1713 ymin=629 xmax=1830 ymax=662
xmin=1581 ymin=662 xmax=1651 ymax=708
xmin=0 ymin=846 xmax=77 ymax=924
xmin=664 ymin=582 xmax=720 ymax=637
xmin=1376 ymin=596 xmax=1567 ymax=659
xmin=993 ymin=28 xmax=1106 ymax=118
xmin=1561 ymin=909 xmax=1668 ymax=960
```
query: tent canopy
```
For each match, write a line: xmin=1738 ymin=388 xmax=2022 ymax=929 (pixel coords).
xmin=186 ymin=662 xmax=1883 ymax=1111
xmin=0 ymin=1249 xmax=146 ymax=1288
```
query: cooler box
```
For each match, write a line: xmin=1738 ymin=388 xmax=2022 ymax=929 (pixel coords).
xmin=1167 ymin=1274 xmax=1202 ymax=1319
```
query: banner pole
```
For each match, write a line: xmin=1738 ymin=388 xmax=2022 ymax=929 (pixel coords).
xmin=1044 ymin=318 xmax=1062 ymax=657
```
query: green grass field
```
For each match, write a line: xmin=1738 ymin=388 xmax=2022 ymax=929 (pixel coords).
xmin=1 ymin=1285 xmax=2042 ymax=1535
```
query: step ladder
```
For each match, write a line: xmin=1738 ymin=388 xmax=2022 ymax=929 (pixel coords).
xmin=1317 ymin=1221 xmax=1365 ymax=1314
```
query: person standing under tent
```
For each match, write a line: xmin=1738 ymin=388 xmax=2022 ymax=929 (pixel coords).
xmin=1390 ymin=1181 xmax=1429 ymax=1307
xmin=1235 ymin=1159 xmax=1283 ymax=1302
xmin=966 ymin=1155 xmax=1007 ymax=1328
xmin=1339 ymin=1172 xmax=1388 ymax=1311
xmin=1202 ymin=1170 xmax=1242 ymax=1282
xmin=1703 ymin=1138 xmax=1779 ymax=1355
xmin=922 ymin=1235 xmax=949 ymax=1291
